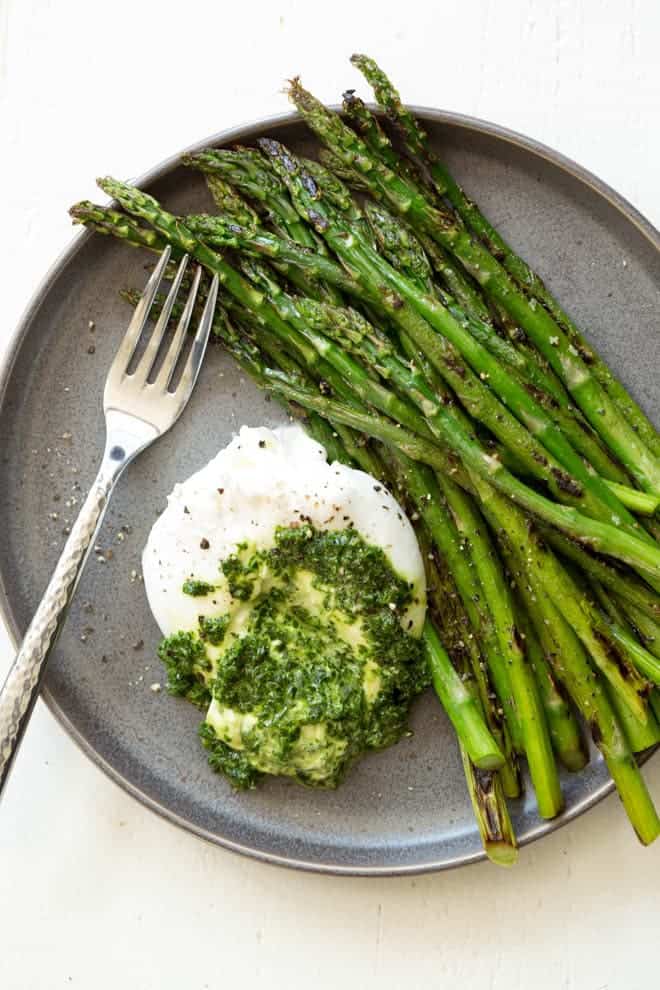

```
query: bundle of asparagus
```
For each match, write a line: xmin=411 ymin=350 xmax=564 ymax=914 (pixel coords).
xmin=69 ymin=55 xmax=660 ymax=864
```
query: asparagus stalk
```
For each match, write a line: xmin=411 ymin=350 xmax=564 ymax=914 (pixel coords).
xmin=97 ymin=187 xmax=398 ymax=495
xmin=461 ymin=755 xmax=518 ymax=865
xmin=344 ymin=83 xmax=517 ymax=341
xmin=121 ymin=279 xmax=355 ymax=475
xmin=395 ymin=324 xmax=660 ymax=640
xmin=211 ymin=242 xmax=660 ymax=620
xmin=514 ymin=605 xmax=588 ymax=772
xmin=88 ymin=165 xmax=659 ymax=841
xmin=498 ymin=528 xmax=660 ymax=843
xmin=134 ymin=198 xmax=654 ymax=520
xmin=363 ymin=199 xmax=631 ymax=486
xmin=186 ymin=209 xmax=632 ymax=502
xmin=300 ymin=156 xmax=374 ymax=248
xmin=393 ymin=454 xmax=562 ymax=817
xmin=420 ymin=559 xmax=519 ymax=858
xmin=364 ymin=201 xmax=435 ymax=291
xmin=344 ymin=310 xmax=565 ymax=791
xmin=186 ymin=208 xmax=628 ymax=505
xmin=605 ymin=624 xmax=660 ymax=687
xmin=258 ymin=140 xmax=659 ymax=566
xmin=605 ymin=482 xmax=660 ymax=517
xmin=201 ymin=172 xmax=330 ymax=302
xmin=560 ymin=576 xmax=660 ymax=752
xmin=97 ymin=178 xmax=377 ymax=422
xmin=188 ymin=150 xmax=344 ymax=305
xmin=537 ymin=600 xmax=659 ymax=823
xmin=350 ymin=54 xmax=660 ymax=462
xmin=318 ymin=148 xmax=371 ymax=191
xmin=341 ymin=88 xmax=561 ymax=396
xmin=229 ymin=295 xmax=388 ymax=481
xmin=303 ymin=414 xmax=351 ymax=465
xmin=342 ymin=89 xmax=415 ymax=176
xmin=276 ymin=297 xmax=660 ymax=597
xmin=330 ymin=424 xmax=384 ymax=478
xmin=651 ymin=691 xmax=660 ymax=725
xmin=184 ymin=213 xmax=368 ymax=299
xmin=183 ymin=148 xmax=315 ymax=245
xmin=422 ymin=622 xmax=505 ymax=770
xmin=70 ymin=201 xmax=171 ymax=254
xmin=288 ymin=79 xmax=660 ymax=491
xmin=332 ymin=105 xmax=526 ymax=353
xmin=385 ymin=452 xmax=520 ymax=747
xmin=615 ymin=602 xmax=660 ymax=660
xmin=605 ymin=683 xmax=660 ymax=753
xmin=363 ymin=316 xmax=655 ymax=722
xmin=419 ymin=529 xmax=517 ymax=864
xmin=263 ymin=367 xmax=660 ymax=582
xmin=539 ymin=527 xmax=660 ymax=622
xmin=203 ymin=173 xmax=261 ymax=229
xmin=577 ymin=587 xmax=660 ymax=751
xmin=389 ymin=462 xmax=521 ymax=796
xmin=469 ymin=473 xmax=650 ymax=720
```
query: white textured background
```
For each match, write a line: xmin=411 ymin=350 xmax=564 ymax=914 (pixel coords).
xmin=1 ymin=1 xmax=659 ymax=987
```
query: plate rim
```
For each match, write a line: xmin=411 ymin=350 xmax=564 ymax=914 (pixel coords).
xmin=1 ymin=105 xmax=657 ymax=876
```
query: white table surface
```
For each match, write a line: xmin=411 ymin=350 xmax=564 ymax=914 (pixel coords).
xmin=1 ymin=1 xmax=659 ymax=986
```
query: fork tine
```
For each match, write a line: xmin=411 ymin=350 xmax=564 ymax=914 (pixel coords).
xmin=173 ymin=274 xmax=219 ymax=399
xmin=109 ymin=246 xmax=172 ymax=377
xmin=154 ymin=265 xmax=203 ymax=391
xmin=133 ymin=254 xmax=189 ymax=384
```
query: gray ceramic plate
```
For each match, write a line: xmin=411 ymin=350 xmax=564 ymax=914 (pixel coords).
xmin=1 ymin=109 xmax=658 ymax=875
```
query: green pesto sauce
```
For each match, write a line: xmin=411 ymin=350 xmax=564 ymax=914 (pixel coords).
xmin=158 ymin=524 xmax=427 ymax=790
xmin=157 ymin=631 xmax=211 ymax=709
xmin=198 ymin=615 xmax=230 ymax=646
xmin=220 ymin=550 xmax=259 ymax=601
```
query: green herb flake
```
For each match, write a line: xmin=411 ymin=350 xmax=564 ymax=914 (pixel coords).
xmin=182 ymin=578 xmax=216 ymax=597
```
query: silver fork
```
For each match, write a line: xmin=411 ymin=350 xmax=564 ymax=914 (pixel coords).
xmin=0 ymin=247 xmax=218 ymax=795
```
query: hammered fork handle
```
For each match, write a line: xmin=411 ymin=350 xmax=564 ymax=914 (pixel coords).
xmin=0 ymin=249 xmax=216 ymax=800
xmin=0 ymin=461 xmax=119 ymax=794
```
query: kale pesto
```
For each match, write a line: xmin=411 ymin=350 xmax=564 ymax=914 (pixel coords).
xmin=158 ymin=523 xmax=428 ymax=789
xmin=157 ymin=631 xmax=211 ymax=708
xmin=220 ymin=543 xmax=260 ymax=600
xmin=198 ymin=615 xmax=230 ymax=646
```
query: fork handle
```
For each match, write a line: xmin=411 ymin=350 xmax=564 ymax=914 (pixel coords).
xmin=0 ymin=465 xmax=119 ymax=796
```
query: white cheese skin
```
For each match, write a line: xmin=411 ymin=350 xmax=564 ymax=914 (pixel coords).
xmin=142 ymin=424 xmax=426 ymax=638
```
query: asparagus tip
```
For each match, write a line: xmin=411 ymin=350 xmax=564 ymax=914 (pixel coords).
xmin=284 ymin=75 xmax=299 ymax=98
xmin=96 ymin=176 xmax=114 ymax=196
xmin=257 ymin=136 xmax=288 ymax=163
xmin=286 ymin=76 xmax=317 ymax=113
xmin=69 ymin=202 xmax=90 ymax=220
